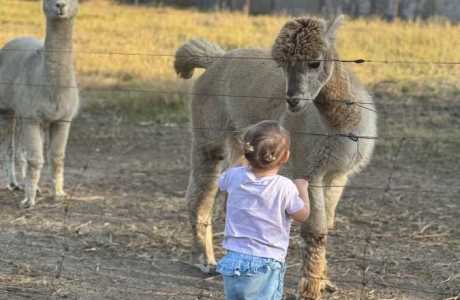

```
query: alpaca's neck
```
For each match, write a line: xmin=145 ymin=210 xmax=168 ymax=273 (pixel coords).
xmin=43 ymin=18 xmax=75 ymax=87
xmin=315 ymin=61 xmax=361 ymax=131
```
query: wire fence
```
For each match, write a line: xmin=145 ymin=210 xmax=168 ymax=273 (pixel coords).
xmin=0 ymin=46 xmax=459 ymax=299
xmin=2 ymin=47 xmax=460 ymax=65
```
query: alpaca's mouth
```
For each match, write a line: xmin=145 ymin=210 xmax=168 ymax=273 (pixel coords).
xmin=287 ymin=103 xmax=302 ymax=113
xmin=286 ymin=97 xmax=303 ymax=113
xmin=54 ymin=6 xmax=67 ymax=18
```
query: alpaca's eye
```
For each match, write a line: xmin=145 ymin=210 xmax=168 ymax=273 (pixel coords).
xmin=308 ymin=61 xmax=321 ymax=69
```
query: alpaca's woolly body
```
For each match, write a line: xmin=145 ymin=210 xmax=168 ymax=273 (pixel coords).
xmin=0 ymin=19 xmax=79 ymax=120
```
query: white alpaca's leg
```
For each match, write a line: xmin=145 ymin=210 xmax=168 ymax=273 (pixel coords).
xmin=187 ymin=137 xmax=225 ymax=272
xmin=12 ymin=119 xmax=27 ymax=190
xmin=0 ymin=117 xmax=8 ymax=185
xmin=49 ymin=122 xmax=71 ymax=199
xmin=324 ymin=174 xmax=348 ymax=230
xmin=20 ymin=122 xmax=44 ymax=208
xmin=8 ymin=118 xmax=25 ymax=190
xmin=3 ymin=116 xmax=20 ymax=190
xmin=18 ymin=149 xmax=27 ymax=183
xmin=298 ymin=176 xmax=329 ymax=300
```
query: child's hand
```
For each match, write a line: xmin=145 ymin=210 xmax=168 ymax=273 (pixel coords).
xmin=294 ymin=178 xmax=309 ymax=191
xmin=290 ymin=178 xmax=310 ymax=223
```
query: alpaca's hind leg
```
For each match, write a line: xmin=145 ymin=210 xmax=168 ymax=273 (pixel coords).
xmin=324 ymin=174 xmax=348 ymax=230
xmin=6 ymin=117 xmax=18 ymax=190
xmin=187 ymin=138 xmax=225 ymax=273
xmin=20 ymin=122 xmax=44 ymax=208
xmin=298 ymin=176 xmax=328 ymax=300
xmin=3 ymin=115 xmax=20 ymax=190
xmin=49 ymin=122 xmax=71 ymax=199
xmin=18 ymin=150 xmax=27 ymax=184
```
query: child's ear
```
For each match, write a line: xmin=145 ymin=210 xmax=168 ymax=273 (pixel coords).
xmin=282 ymin=150 xmax=290 ymax=163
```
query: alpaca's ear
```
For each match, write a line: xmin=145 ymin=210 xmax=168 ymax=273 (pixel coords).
xmin=326 ymin=15 xmax=345 ymax=42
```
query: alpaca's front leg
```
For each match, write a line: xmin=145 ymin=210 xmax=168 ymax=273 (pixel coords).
xmin=298 ymin=178 xmax=328 ymax=300
xmin=20 ymin=122 xmax=44 ymax=208
xmin=49 ymin=122 xmax=71 ymax=199
xmin=324 ymin=174 xmax=348 ymax=229
xmin=10 ymin=117 xmax=29 ymax=190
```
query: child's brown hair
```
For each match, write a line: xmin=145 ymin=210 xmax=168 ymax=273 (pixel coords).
xmin=243 ymin=120 xmax=291 ymax=170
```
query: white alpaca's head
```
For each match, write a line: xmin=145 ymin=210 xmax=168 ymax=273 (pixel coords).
xmin=43 ymin=0 xmax=79 ymax=19
xmin=272 ymin=15 xmax=344 ymax=113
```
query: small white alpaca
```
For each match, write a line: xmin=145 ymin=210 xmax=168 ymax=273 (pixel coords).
xmin=0 ymin=0 xmax=80 ymax=208
xmin=174 ymin=16 xmax=377 ymax=299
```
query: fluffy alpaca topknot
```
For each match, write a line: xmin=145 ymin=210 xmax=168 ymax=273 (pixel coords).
xmin=272 ymin=17 xmax=327 ymax=65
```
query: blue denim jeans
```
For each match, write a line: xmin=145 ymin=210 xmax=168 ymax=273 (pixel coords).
xmin=217 ymin=250 xmax=286 ymax=300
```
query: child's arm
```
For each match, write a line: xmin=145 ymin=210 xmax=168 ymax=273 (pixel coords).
xmin=289 ymin=179 xmax=310 ymax=223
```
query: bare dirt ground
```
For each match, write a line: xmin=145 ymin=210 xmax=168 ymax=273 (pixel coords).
xmin=0 ymin=84 xmax=459 ymax=300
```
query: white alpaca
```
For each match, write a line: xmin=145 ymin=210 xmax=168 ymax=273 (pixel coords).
xmin=0 ymin=0 xmax=80 ymax=208
xmin=174 ymin=16 xmax=377 ymax=299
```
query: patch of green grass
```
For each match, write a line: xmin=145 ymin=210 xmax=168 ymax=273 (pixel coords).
xmin=82 ymin=84 xmax=190 ymax=123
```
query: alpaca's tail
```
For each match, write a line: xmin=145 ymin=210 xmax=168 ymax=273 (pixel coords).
xmin=174 ymin=39 xmax=225 ymax=79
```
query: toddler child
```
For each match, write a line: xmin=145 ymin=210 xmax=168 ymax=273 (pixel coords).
xmin=217 ymin=120 xmax=310 ymax=300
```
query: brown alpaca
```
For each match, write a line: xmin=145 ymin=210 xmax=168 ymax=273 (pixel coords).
xmin=174 ymin=15 xmax=377 ymax=300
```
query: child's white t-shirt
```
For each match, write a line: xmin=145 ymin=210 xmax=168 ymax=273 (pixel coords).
xmin=218 ymin=166 xmax=305 ymax=262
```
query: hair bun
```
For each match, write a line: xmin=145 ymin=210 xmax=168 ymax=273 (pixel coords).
xmin=244 ymin=142 xmax=255 ymax=153
xmin=263 ymin=152 xmax=277 ymax=163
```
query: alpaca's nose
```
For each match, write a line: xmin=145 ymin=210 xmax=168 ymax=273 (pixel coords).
xmin=286 ymin=97 xmax=300 ymax=108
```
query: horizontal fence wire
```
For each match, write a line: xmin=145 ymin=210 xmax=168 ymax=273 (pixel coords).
xmin=1 ymin=48 xmax=460 ymax=65
xmin=0 ymin=157 xmax=456 ymax=195
xmin=3 ymin=113 xmax=460 ymax=143
xmin=0 ymin=80 xmax=379 ymax=107
xmin=82 ymin=123 xmax=457 ymax=142
xmin=6 ymin=229 xmax=452 ymax=268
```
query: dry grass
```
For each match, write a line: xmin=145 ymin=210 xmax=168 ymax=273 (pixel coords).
xmin=1 ymin=0 xmax=459 ymax=120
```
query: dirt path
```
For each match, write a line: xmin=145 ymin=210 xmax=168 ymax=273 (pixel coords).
xmin=0 ymin=92 xmax=459 ymax=299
